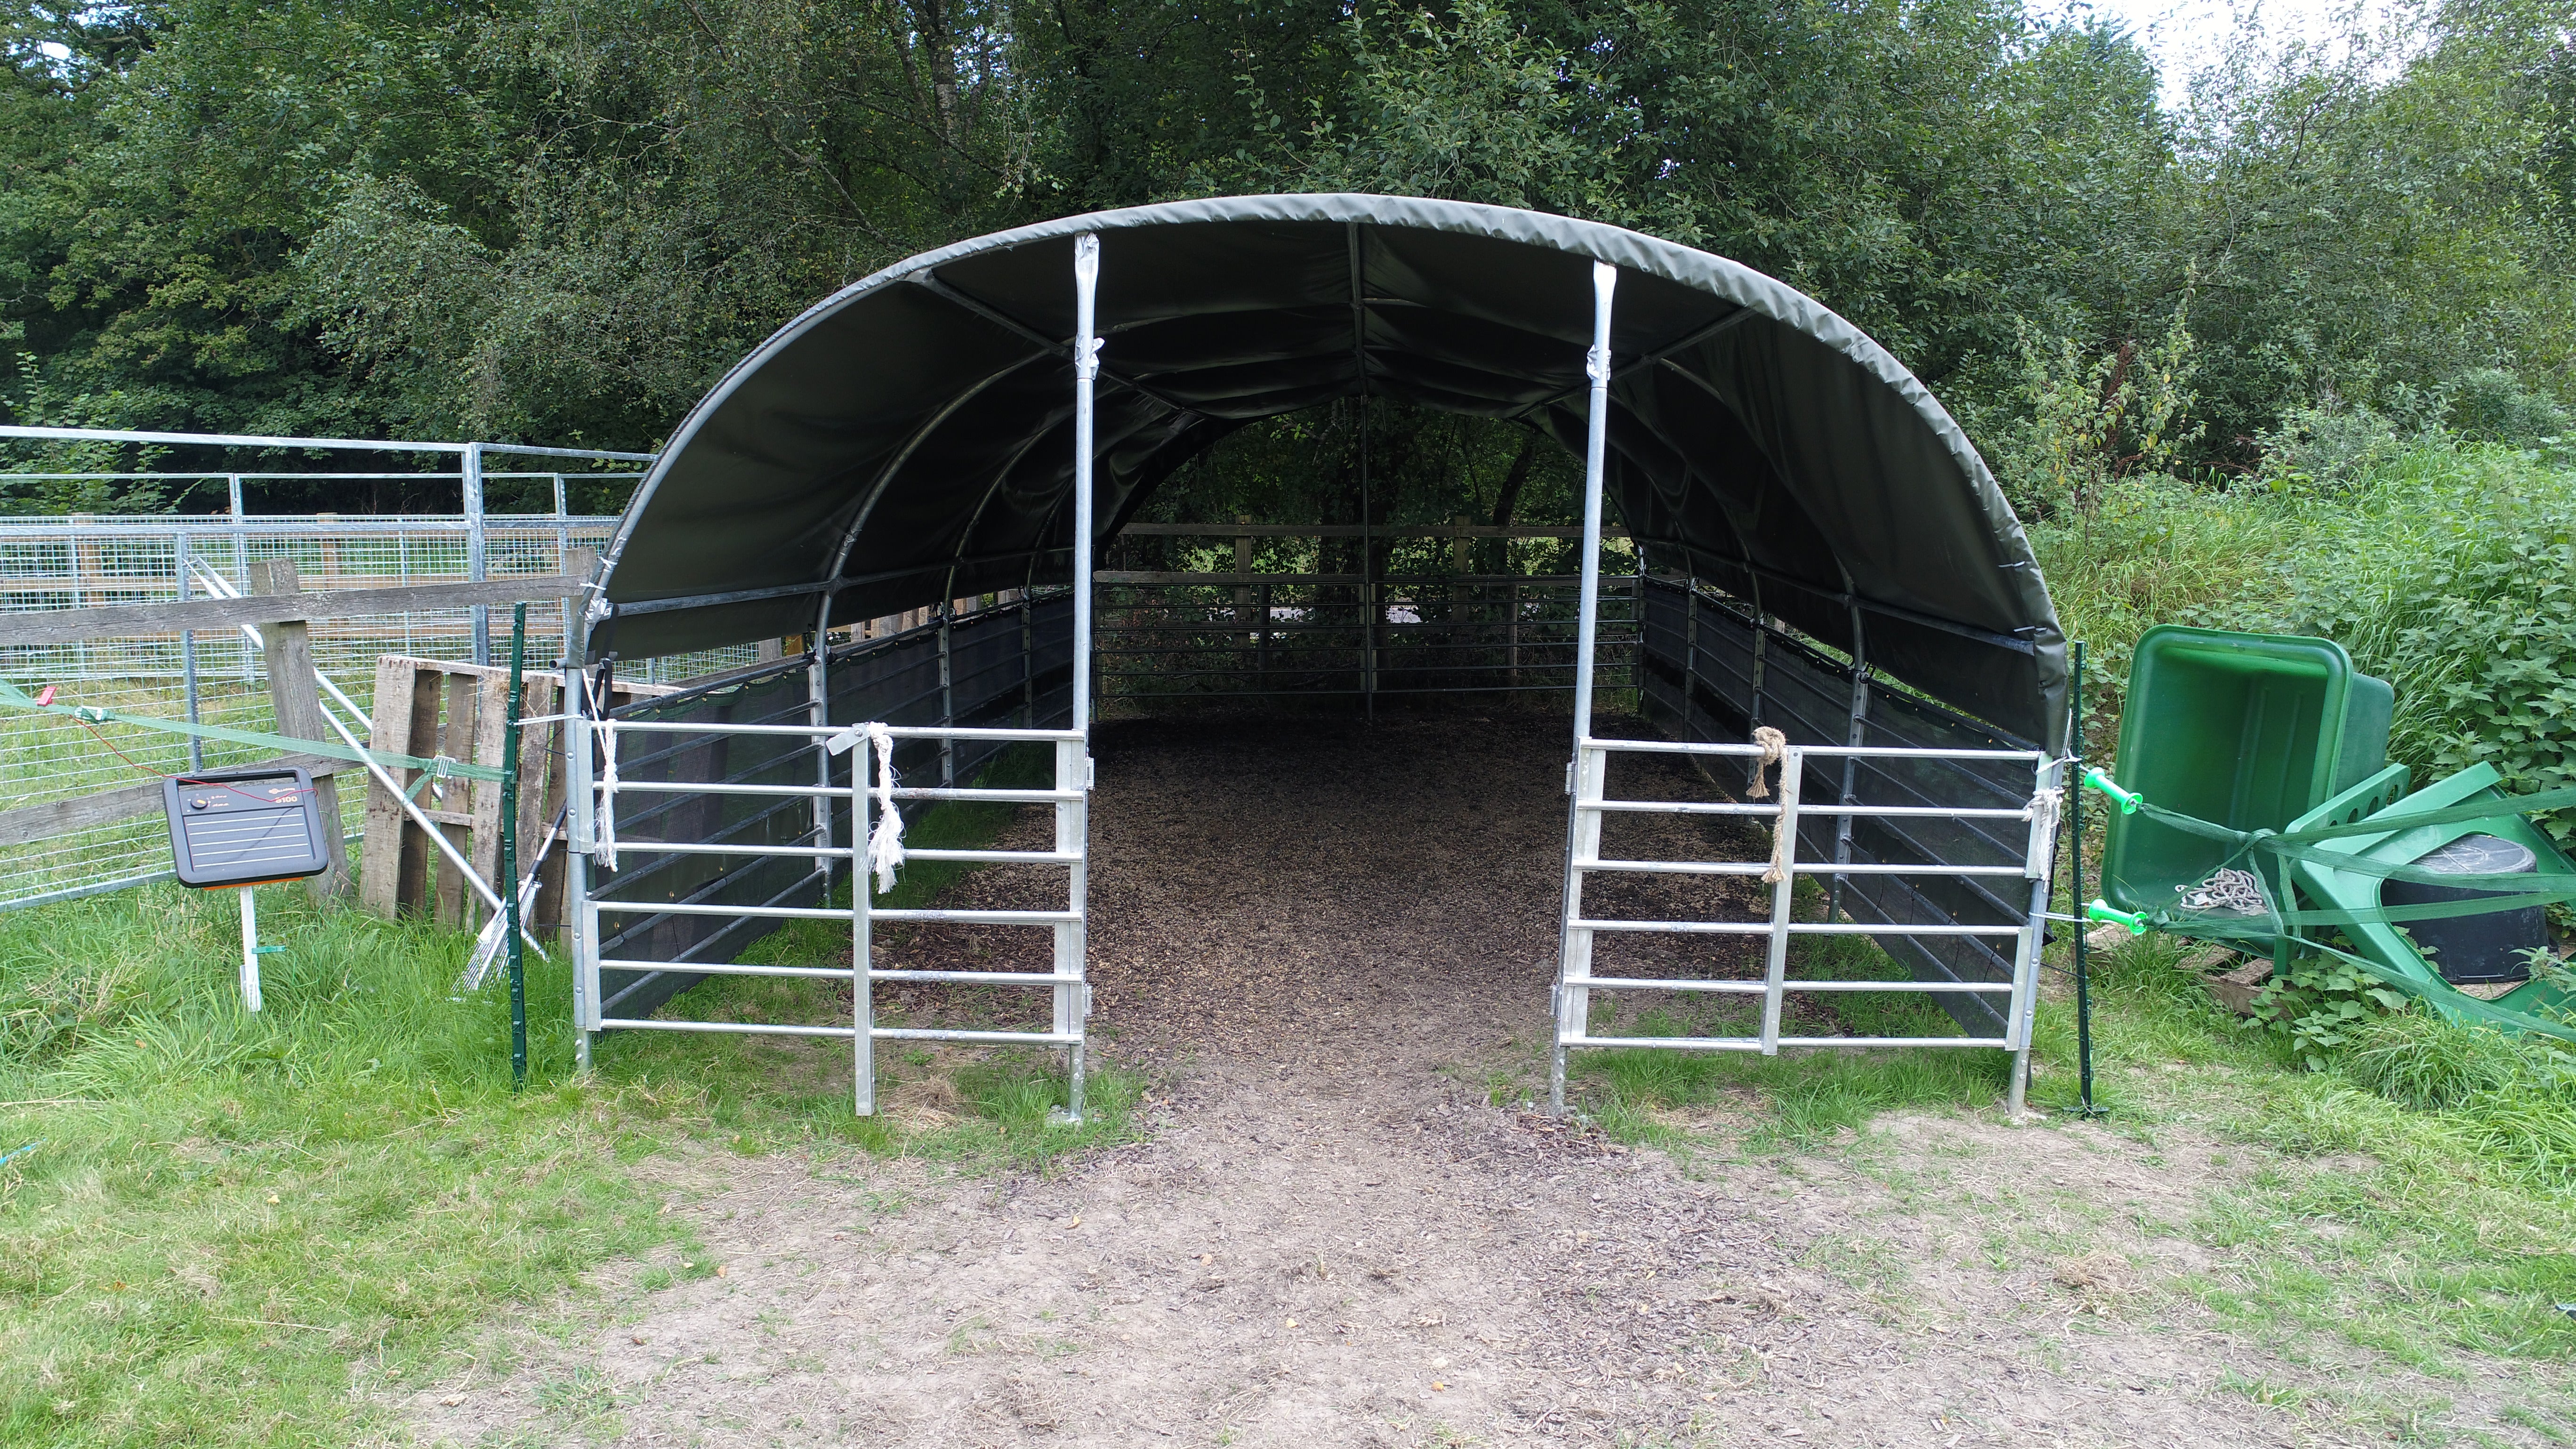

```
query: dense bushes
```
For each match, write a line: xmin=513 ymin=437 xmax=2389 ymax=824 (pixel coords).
xmin=2035 ymin=438 xmax=2576 ymax=840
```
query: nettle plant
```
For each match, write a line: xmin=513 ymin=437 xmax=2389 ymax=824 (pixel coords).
xmin=2246 ymin=948 xmax=2412 ymax=1072
xmin=2283 ymin=470 xmax=2576 ymax=848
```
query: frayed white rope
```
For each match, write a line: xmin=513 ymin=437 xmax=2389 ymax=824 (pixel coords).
xmin=591 ymin=674 xmax=619 ymax=873
xmin=1747 ymin=725 xmax=1788 ymax=800
xmin=865 ymin=722 xmax=905 ymax=895
xmin=2029 ymin=785 xmax=2064 ymax=846
xmin=1763 ymin=810 xmax=1794 ymax=886
xmin=1749 ymin=726 xmax=1793 ymax=883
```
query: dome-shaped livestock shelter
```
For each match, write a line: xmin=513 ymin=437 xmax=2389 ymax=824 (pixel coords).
xmin=567 ymin=195 xmax=2071 ymax=1120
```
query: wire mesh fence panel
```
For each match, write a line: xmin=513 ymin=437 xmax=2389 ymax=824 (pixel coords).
xmin=0 ymin=490 xmax=766 ymax=909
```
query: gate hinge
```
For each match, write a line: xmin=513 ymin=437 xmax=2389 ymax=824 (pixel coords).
xmin=1085 ymin=756 xmax=1096 ymax=790
xmin=1565 ymin=761 xmax=1575 ymax=795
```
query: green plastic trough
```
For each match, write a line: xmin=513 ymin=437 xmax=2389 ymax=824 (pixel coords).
xmin=2101 ymin=624 xmax=2393 ymax=915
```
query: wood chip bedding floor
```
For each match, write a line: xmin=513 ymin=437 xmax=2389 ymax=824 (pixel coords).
xmin=413 ymin=711 xmax=2560 ymax=1448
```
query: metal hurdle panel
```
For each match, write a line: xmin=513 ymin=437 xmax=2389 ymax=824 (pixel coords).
xmin=1549 ymin=735 xmax=2061 ymax=1115
xmin=573 ymin=717 xmax=1094 ymax=1119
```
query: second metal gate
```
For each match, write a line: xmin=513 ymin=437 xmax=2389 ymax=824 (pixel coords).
xmin=574 ymin=716 xmax=1096 ymax=1120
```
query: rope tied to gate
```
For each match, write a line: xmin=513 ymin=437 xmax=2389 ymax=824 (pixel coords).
xmin=2029 ymin=784 xmax=2064 ymax=848
xmin=1762 ymin=813 xmax=1793 ymax=886
xmin=1746 ymin=726 xmax=1794 ymax=884
xmin=1747 ymin=726 xmax=1788 ymax=800
xmin=591 ymin=673 xmax=620 ymax=873
xmin=865 ymin=722 xmax=906 ymax=895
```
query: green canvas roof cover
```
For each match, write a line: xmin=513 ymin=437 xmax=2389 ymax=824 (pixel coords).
xmin=596 ymin=193 xmax=2068 ymax=747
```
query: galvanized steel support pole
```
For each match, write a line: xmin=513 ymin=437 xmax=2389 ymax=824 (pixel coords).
xmin=1072 ymin=233 xmax=1099 ymax=731
xmin=227 ymin=477 xmax=249 ymax=646
xmin=939 ymin=600 xmax=956 ymax=787
xmin=808 ymin=592 xmax=836 ymax=879
xmin=1060 ymin=231 xmax=1101 ymax=1124
xmin=565 ymin=600 xmax=596 ymax=1074
xmin=237 ymin=886 xmax=264 ymax=1014
xmin=1550 ymin=741 xmax=1606 ymax=1116
xmin=1631 ymin=543 xmax=1646 ymax=699
xmin=2008 ymin=751 xmax=2062 ymax=1121
xmin=1551 ymin=259 xmax=1618 ymax=1118
xmin=1681 ymin=575 xmax=1700 ymax=740
xmin=555 ymin=475 xmax=575 ymax=661
xmin=1828 ymin=610 xmax=1869 ymax=923
xmin=853 ymin=767 xmax=876 ymax=1115
xmin=1055 ymin=737 xmax=1088 ymax=1123
xmin=1569 ymin=260 xmax=1618 ymax=743
xmin=465 ymin=443 xmax=490 ymax=666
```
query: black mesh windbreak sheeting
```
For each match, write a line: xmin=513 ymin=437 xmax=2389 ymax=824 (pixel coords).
xmin=588 ymin=594 xmax=1074 ymax=1022
xmin=1638 ymin=576 xmax=2038 ymax=1038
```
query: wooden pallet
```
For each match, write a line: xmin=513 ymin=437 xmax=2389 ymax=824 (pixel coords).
xmin=358 ymin=657 xmax=673 ymax=933
xmin=359 ymin=656 xmax=518 ymax=927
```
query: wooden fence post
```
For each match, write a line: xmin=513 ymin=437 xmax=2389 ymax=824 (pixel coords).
xmin=249 ymin=558 xmax=352 ymax=901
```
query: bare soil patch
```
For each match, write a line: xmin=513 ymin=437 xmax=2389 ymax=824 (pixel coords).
xmin=411 ymin=712 xmax=2556 ymax=1447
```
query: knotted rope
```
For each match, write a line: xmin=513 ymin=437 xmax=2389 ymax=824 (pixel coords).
xmin=2028 ymin=783 xmax=2064 ymax=851
xmin=1749 ymin=726 xmax=1793 ymax=884
xmin=591 ymin=672 xmax=620 ymax=873
xmin=865 ymin=722 xmax=906 ymax=895
xmin=1747 ymin=726 xmax=1788 ymax=799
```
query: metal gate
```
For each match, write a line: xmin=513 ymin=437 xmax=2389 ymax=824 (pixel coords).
xmin=1550 ymin=735 xmax=2059 ymax=1115
xmin=572 ymin=717 xmax=1095 ymax=1119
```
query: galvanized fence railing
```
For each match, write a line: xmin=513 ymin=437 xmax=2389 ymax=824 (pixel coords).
xmin=577 ymin=595 xmax=1075 ymax=1013
xmin=0 ymin=426 xmax=767 ymax=910
xmin=1635 ymin=575 xmax=2053 ymax=1045
xmin=581 ymin=718 xmax=1093 ymax=1119
xmin=1094 ymin=523 xmax=1642 ymax=705
xmin=1551 ymin=734 xmax=2057 ymax=1111
xmin=1095 ymin=572 xmax=1641 ymax=701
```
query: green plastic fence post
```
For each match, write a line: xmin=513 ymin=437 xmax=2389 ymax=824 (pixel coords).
xmin=503 ymin=604 xmax=528 ymax=1087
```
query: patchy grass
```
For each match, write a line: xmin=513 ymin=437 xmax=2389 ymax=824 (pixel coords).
xmin=1569 ymin=871 xmax=2576 ymax=1375
xmin=2037 ymin=929 xmax=2576 ymax=1368
xmin=1569 ymin=928 xmax=2039 ymax=1150
xmin=0 ymin=747 xmax=1135 ymax=1447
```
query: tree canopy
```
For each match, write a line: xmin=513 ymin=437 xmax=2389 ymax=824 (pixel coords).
xmin=2 ymin=0 xmax=2568 ymax=517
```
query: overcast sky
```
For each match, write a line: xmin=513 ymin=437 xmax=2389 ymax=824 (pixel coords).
xmin=2067 ymin=0 xmax=2398 ymax=102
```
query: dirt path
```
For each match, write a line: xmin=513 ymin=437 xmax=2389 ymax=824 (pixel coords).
xmin=411 ymin=714 xmax=2555 ymax=1448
